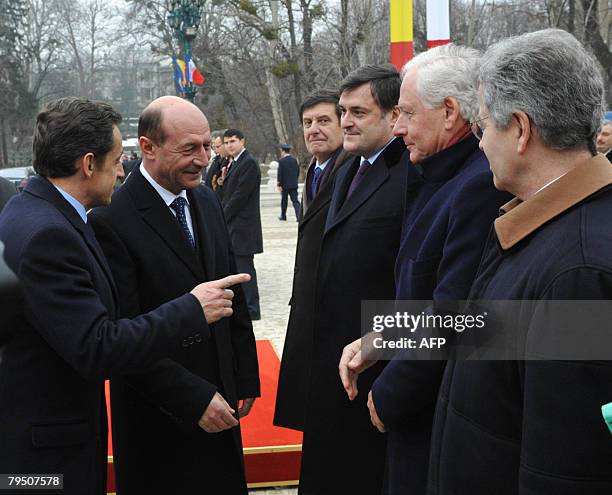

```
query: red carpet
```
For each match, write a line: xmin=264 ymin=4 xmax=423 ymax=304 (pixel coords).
xmin=106 ymin=340 xmax=302 ymax=493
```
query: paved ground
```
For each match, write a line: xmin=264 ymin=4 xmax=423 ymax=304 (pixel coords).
xmin=248 ymin=189 xmax=299 ymax=495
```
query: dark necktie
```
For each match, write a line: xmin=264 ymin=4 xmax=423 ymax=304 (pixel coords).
xmin=346 ymin=160 xmax=370 ymax=200
xmin=311 ymin=166 xmax=323 ymax=198
xmin=170 ymin=196 xmax=195 ymax=249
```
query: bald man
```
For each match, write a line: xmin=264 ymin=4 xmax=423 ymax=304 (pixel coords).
xmin=90 ymin=96 xmax=260 ymax=495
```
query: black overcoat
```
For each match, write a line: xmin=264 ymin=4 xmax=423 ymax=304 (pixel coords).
xmin=274 ymin=147 xmax=350 ymax=430
xmin=0 ymin=176 xmax=205 ymax=495
xmin=277 ymin=154 xmax=299 ymax=189
xmin=89 ymin=168 xmax=260 ymax=494
xmin=221 ymin=150 xmax=263 ymax=256
xmin=296 ymin=137 xmax=416 ymax=495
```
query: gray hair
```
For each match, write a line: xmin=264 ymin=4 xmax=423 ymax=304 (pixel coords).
xmin=211 ymin=130 xmax=226 ymax=141
xmin=480 ymin=29 xmax=604 ymax=153
xmin=402 ymin=44 xmax=482 ymax=122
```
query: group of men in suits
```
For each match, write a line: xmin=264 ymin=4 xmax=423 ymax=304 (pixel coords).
xmin=276 ymin=29 xmax=612 ymax=495
xmin=0 ymin=96 xmax=259 ymax=495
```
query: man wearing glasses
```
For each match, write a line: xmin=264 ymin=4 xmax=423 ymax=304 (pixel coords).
xmin=339 ymin=44 xmax=510 ymax=495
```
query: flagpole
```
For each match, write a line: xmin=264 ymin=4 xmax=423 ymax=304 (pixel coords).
xmin=168 ymin=0 xmax=204 ymax=102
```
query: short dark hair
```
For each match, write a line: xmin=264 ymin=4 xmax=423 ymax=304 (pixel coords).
xmin=138 ymin=105 xmax=165 ymax=145
xmin=299 ymin=89 xmax=341 ymax=121
xmin=33 ymin=97 xmax=122 ymax=178
xmin=339 ymin=63 xmax=400 ymax=113
xmin=224 ymin=128 xmax=244 ymax=140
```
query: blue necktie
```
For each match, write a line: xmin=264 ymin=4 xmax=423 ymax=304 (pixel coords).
xmin=170 ymin=197 xmax=195 ymax=249
xmin=311 ymin=166 xmax=323 ymax=198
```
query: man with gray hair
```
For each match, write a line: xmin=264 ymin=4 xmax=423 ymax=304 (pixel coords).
xmin=339 ymin=44 xmax=510 ymax=494
xmin=427 ymin=29 xmax=612 ymax=494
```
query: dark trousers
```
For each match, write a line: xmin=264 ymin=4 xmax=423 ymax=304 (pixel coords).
xmin=235 ymin=254 xmax=260 ymax=318
xmin=280 ymin=188 xmax=300 ymax=220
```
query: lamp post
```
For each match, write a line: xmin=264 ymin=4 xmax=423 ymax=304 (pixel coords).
xmin=167 ymin=0 xmax=205 ymax=102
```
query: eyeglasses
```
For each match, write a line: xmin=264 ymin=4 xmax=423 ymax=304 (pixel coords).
xmin=470 ymin=115 xmax=489 ymax=140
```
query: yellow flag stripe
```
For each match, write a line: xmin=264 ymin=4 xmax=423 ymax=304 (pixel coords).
xmin=390 ymin=0 xmax=413 ymax=43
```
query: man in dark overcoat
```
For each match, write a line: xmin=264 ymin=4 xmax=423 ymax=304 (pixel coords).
xmin=276 ymin=143 xmax=300 ymax=221
xmin=274 ymin=89 xmax=350 ymax=432
xmin=339 ymin=44 xmax=511 ymax=495
xmin=90 ymin=96 xmax=260 ymax=495
xmin=428 ymin=29 xmax=612 ymax=495
xmin=0 ymin=97 xmax=246 ymax=495
xmin=221 ymin=128 xmax=263 ymax=320
xmin=296 ymin=65 xmax=419 ymax=495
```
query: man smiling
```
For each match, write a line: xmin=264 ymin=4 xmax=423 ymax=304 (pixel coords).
xmin=90 ymin=96 xmax=259 ymax=495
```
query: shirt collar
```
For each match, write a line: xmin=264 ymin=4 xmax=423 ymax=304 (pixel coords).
xmin=52 ymin=183 xmax=88 ymax=224
xmin=316 ymin=157 xmax=331 ymax=171
xmin=140 ymin=163 xmax=188 ymax=207
xmin=361 ymin=137 xmax=395 ymax=166
xmin=495 ymin=154 xmax=612 ymax=250
xmin=232 ymin=148 xmax=246 ymax=163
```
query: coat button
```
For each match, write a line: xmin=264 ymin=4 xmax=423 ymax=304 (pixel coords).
xmin=181 ymin=338 xmax=189 ymax=348
xmin=195 ymin=333 xmax=202 ymax=343
xmin=187 ymin=336 xmax=194 ymax=346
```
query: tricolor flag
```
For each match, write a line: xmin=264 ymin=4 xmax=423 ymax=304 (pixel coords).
xmin=426 ymin=0 xmax=450 ymax=48
xmin=172 ymin=57 xmax=187 ymax=96
xmin=188 ymin=58 xmax=205 ymax=86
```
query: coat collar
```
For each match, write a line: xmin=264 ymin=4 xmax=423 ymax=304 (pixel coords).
xmin=124 ymin=168 xmax=208 ymax=280
xmin=25 ymin=175 xmax=119 ymax=308
xmin=420 ymin=135 xmax=480 ymax=183
xmin=325 ymin=137 xmax=406 ymax=233
xmin=495 ymin=154 xmax=612 ymax=250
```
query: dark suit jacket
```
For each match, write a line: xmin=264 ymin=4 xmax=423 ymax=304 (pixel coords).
xmin=370 ymin=136 xmax=512 ymax=495
xmin=89 ymin=168 xmax=260 ymax=494
xmin=0 ymin=176 xmax=17 ymax=212
xmin=274 ymin=147 xmax=350 ymax=430
xmin=0 ymin=240 xmax=21 ymax=343
xmin=277 ymin=154 xmax=299 ymax=189
xmin=221 ymin=150 xmax=263 ymax=256
xmin=430 ymin=155 xmax=612 ymax=495
xmin=204 ymin=154 xmax=227 ymax=192
xmin=0 ymin=176 xmax=205 ymax=495
xmin=296 ymin=137 xmax=418 ymax=495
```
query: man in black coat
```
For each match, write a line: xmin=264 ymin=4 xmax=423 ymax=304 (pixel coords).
xmin=274 ymin=89 xmax=350 ymax=431
xmin=221 ymin=128 xmax=263 ymax=320
xmin=0 ymin=176 xmax=17 ymax=211
xmin=339 ymin=45 xmax=512 ymax=495
xmin=204 ymin=130 xmax=228 ymax=193
xmin=276 ymin=143 xmax=300 ymax=221
xmin=296 ymin=65 xmax=419 ymax=495
xmin=429 ymin=29 xmax=612 ymax=494
xmin=0 ymin=97 xmax=247 ymax=495
xmin=90 ymin=96 xmax=259 ymax=495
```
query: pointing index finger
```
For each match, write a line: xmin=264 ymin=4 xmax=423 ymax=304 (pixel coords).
xmin=211 ymin=273 xmax=251 ymax=289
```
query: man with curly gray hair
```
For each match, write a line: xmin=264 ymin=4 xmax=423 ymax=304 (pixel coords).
xmin=429 ymin=29 xmax=612 ymax=495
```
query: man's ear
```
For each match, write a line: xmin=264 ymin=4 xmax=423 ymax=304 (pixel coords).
xmin=442 ymin=97 xmax=462 ymax=130
xmin=389 ymin=105 xmax=400 ymax=127
xmin=139 ymin=136 xmax=155 ymax=159
xmin=78 ymin=152 xmax=96 ymax=178
xmin=513 ymin=111 xmax=531 ymax=155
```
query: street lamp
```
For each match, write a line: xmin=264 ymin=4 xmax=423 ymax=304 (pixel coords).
xmin=168 ymin=0 xmax=205 ymax=102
